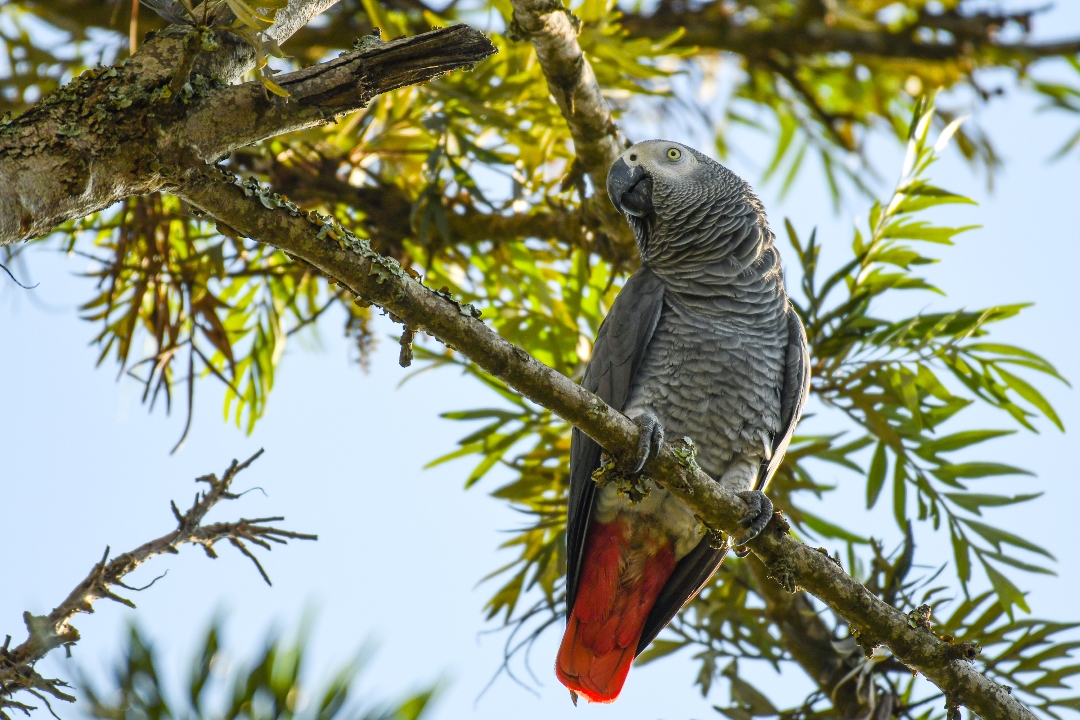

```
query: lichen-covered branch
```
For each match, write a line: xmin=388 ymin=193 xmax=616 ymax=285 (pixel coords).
xmin=0 ymin=18 xmax=495 ymax=247
xmin=507 ymin=0 xmax=631 ymax=253
xmin=174 ymin=169 xmax=1033 ymax=720
xmin=0 ymin=450 xmax=317 ymax=720
xmin=180 ymin=26 xmax=497 ymax=165
xmin=508 ymin=0 xmax=623 ymax=185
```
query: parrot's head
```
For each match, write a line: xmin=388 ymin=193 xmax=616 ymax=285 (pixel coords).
xmin=607 ymin=140 xmax=761 ymax=267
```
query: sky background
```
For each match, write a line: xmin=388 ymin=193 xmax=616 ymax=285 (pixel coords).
xmin=3 ymin=2 xmax=1080 ymax=718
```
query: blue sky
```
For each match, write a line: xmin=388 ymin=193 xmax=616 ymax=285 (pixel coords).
xmin=3 ymin=2 xmax=1080 ymax=718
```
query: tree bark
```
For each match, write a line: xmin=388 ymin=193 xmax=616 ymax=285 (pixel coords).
xmin=0 ymin=16 xmax=494 ymax=246
xmin=507 ymin=0 xmax=634 ymax=260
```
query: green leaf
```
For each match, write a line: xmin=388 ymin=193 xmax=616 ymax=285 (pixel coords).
xmin=224 ymin=0 xmax=274 ymax=29
xmin=635 ymin=639 xmax=687 ymax=666
xmin=952 ymin=531 xmax=972 ymax=586
xmin=995 ymin=365 xmax=1065 ymax=431
xmin=944 ymin=492 xmax=1043 ymax=516
xmin=980 ymin=550 xmax=1056 ymax=576
xmin=963 ymin=518 xmax=1055 ymax=559
xmin=892 ymin=459 xmax=907 ymax=531
xmin=982 ymin=558 xmax=1031 ymax=615
xmin=866 ymin=441 xmax=887 ymax=509
xmin=799 ymin=510 xmax=869 ymax=544
xmin=260 ymin=74 xmax=290 ymax=98
xmin=932 ymin=462 xmax=1034 ymax=481
xmin=918 ymin=429 xmax=1014 ymax=456
xmin=465 ymin=448 xmax=503 ymax=487
xmin=722 ymin=661 xmax=779 ymax=715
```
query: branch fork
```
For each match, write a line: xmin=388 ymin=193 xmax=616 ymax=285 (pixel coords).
xmin=0 ymin=450 xmax=316 ymax=719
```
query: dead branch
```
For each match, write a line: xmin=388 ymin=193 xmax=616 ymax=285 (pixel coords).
xmin=0 ymin=450 xmax=316 ymax=720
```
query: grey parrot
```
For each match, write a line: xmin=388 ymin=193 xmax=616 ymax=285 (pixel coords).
xmin=555 ymin=140 xmax=811 ymax=703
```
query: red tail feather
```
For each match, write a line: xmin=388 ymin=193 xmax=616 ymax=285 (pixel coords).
xmin=556 ymin=518 xmax=676 ymax=703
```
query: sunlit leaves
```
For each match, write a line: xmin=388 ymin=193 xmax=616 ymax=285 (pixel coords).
xmin=790 ymin=98 xmax=1064 ymax=619
xmin=57 ymin=194 xmax=359 ymax=448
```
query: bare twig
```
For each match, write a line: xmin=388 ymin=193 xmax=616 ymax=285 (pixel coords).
xmin=0 ymin=262 xmax=39 ymax=290
xmin=0 ymin=450 xmax=316 ymax=719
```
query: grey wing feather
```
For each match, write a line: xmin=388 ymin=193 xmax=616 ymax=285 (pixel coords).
xmin=565 ymin=267 xmax=665 ymax=615
xmin=637 ymin=305 xmax=809 ymax=653
xmin=757 ymin=306 xmax=811 ymax=491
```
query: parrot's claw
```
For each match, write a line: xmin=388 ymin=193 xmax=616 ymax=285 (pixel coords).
xmin=625 ymin=411 xmax=665 ymax=474
xmin=732 ymin=490 xmax=773 ymax=549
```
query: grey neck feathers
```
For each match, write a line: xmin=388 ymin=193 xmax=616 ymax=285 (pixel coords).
xmin=629 ymin=176 xmax=786 ymax=317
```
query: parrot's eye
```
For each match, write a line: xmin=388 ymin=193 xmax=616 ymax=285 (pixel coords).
xmin=667 ymin=148 xmax=681 ymax=160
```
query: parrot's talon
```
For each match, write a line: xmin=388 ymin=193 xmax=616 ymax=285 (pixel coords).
xmin=625 ymin=411 xmax=665 ymax=473
xmin=733 ymin=545 xmax=752 ymax=558
xmin=732 ymin=490 xmax=773 ymax=547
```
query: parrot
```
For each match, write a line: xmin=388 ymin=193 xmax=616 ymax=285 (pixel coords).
xmin=555 ymin=140 xmax=811 ymax=704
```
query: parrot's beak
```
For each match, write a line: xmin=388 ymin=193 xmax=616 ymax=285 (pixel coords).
xmin=607 ymin=158 xmax=653 ymax=218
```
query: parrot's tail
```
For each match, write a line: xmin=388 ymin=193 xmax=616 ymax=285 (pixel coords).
xmin=555 ymin=518 xmax=676 ymax=703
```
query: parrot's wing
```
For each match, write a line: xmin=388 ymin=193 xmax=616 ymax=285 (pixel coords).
xmin=636 ymin=306 xmax=810 ymax=654
xmin=757 ymin=306 xmax=812 ymax=491
xmin=565 ymin=267 xmax=665 ymax=616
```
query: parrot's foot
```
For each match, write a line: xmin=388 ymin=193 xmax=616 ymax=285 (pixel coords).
xmin=624 ymin=411 xmax=665 ymax=473
xmin=732 ymin=490 xmax=773 ymax=552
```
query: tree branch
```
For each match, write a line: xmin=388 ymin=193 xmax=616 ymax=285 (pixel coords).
xmin=745 ymin=554 xmax=884 ymax=718
xmin=0 ymin=20 xmax=495 ymax=247
xmin=174 ymin=168 xmax=1033 ymax=720
xmin=619 ymin=4 xmax=1080 ymax=64
xmin=507 ymin=0 xmax=633 ymax=257
xmin=263 ymin=160 xmax=592 ymax=259
xmin=508 ymin=0 xmax=623 ymax=187
xmin=0 ymin=450 xmax=317 ymax=720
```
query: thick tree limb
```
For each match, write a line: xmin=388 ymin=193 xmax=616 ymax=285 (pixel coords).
xmin=0 ymin=20 xmax=495 ymax=247
xmin=0 ymin=450 xmax=317 ymax=720
xmin=508 ymin=0 xmax=623 ymax=188
xmin=174 ymin=168 xmax=1032 ymax=720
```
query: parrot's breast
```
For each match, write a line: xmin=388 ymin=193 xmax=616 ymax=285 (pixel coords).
xmin=626 ymin=294 xmax=789 ymax=485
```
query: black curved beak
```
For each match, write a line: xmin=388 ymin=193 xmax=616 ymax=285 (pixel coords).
xmin=607 ymin=158 xmax=653 ymax=218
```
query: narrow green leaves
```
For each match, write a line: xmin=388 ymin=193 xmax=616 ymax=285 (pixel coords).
xmin=866 ymin=441 xmax=887 ymax=509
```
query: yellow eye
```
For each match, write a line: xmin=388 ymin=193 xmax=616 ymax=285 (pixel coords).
xmin=667 ymin=147 xmax=681 ymax=160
